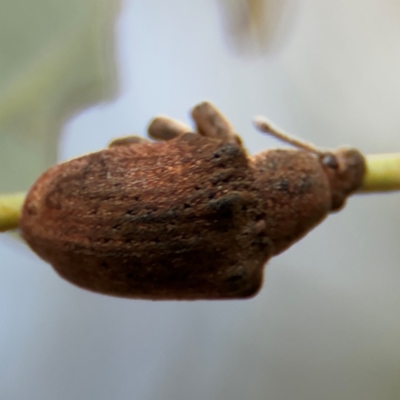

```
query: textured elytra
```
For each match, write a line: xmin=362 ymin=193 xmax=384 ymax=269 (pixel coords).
xmin=20 ymin=102 xmax=366 ymax=300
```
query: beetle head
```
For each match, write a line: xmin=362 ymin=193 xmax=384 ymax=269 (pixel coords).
xmin=320 ymin=147 xmax=365 ymax=211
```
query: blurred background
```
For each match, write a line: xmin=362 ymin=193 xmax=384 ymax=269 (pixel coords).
xmin=1 ymin=1 xmax=400 ymax=399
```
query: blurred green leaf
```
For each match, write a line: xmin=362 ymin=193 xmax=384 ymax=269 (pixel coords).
xmin=0 ymin=0 xmax=120 ymax=192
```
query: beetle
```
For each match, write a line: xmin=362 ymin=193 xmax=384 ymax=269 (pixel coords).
xmin=19 ymin=102 xmax=365 ymax=300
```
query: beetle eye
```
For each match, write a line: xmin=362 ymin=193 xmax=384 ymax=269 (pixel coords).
xmin=322 ymin=153 xmax=339 ymax=169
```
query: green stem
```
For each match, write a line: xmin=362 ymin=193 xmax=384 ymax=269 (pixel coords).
xmin=0 ymin=152 xmax=399 ymax=234
xmin=0 ymin=193 xmax=25 ymax=232
xmin=359 ymin=153 xmax=400 ymax=193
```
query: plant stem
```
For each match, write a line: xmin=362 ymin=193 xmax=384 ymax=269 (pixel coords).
xmin=0 ymin=152 xmax=399 ymax=234
xmin=359 ymin=153 xmax=400 ymax=193
xmin=0 ymin=193 xmax=25 ymax=232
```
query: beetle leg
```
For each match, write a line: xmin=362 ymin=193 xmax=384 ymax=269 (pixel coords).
xmin=191 ymin=102 xmax=239 ymax=145
xmin=147 ymin=116 xmax=191 ymax=141
xmin=108 ymin=135 xmax=149 ymax=147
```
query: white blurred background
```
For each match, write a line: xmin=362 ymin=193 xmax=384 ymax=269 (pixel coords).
xmin=1 ymin=1 xmax=400 ymax=399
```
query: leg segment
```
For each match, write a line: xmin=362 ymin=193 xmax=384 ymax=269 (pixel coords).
xmin=109 ymin=136 xmax=149 ymax=147
xmin=147 ymin=116 xmax=191 ymax=141
xmin=191 ymin=102 xmax=238 ymax=144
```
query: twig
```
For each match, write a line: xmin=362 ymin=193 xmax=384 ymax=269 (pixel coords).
xmin=0 ymin=193 xmax=25 ymax=232
xmin=359 ymin=153 xmax=400 ymax=193
xmin=0 ymin=153 xmax=399 ymax=234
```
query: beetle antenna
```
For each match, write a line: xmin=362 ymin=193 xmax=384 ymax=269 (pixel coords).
xmin=253 ymin=116 xmax=321 ymax=154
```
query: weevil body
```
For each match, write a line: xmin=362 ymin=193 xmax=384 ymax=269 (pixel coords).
xmin=20 ymin=102 xmax=365 ymax=300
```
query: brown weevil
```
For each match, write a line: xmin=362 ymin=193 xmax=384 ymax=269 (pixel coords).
xmin=19 ymin=102 xmax=365 ymax=300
